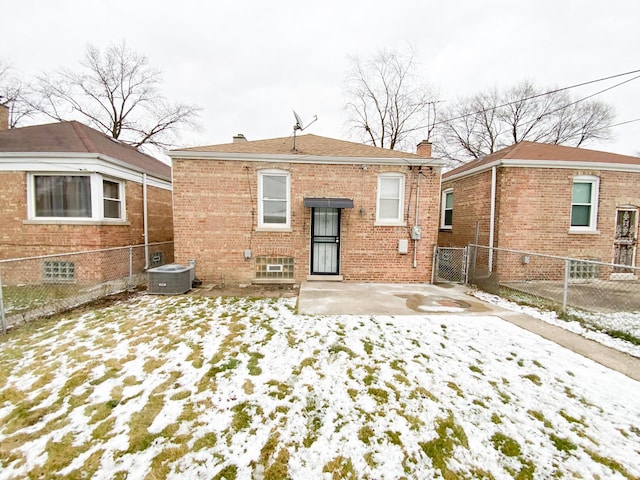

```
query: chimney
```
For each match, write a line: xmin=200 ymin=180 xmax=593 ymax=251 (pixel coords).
xmin=416 ymin=140 xmax=432 ymax=157
xmin=0 ymin=104 xmax=8 ymax=131
xmin=233 ymin=133 xmax=247 ymax=143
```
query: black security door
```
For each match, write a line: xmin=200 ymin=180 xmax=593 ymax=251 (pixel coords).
xmin=311 ymin=207 xmax=340 ymax=274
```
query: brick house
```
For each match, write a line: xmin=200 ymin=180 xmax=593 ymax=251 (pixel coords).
xmin=0 ymin=118 xmax=173 ymax=281
xmin=438 ymin=141 xmax=640 ymax=278
xmin=169 ymin=134 xmax=445 ymax=285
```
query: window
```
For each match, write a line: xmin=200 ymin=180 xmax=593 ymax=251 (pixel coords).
xmin=376 ymin=173 xmax=405 ymax=225
xmin=29 ymin=174 xmax=125 ymax=221
xmin=570 ymin=176 xmax=599 ymax=231
xmin=43 ymin=261 xmax=75 ymax=283
xmin=103 ymin=180 xmax=122 ymax=219
xmin=258 ymin=170 xmax=290 ymax=228
xmin=35 ymin=176 xmax=92 ymax=218
xmin=441 ymin=189 xmax=453 ymax=229
xmin=255 ymin=256 xmax=294 ymax=280
xmin=569 ymin=259 xmax=599 ymax=281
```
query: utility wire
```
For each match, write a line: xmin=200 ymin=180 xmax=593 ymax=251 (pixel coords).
xmin=431 ymin=68 xmax=640 ymax=127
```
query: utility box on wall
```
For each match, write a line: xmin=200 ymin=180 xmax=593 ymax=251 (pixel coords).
xmin=147 ymin=264 xmax=192 ymax=294
xmin=398 ymin=239 xmax=409 ymax=254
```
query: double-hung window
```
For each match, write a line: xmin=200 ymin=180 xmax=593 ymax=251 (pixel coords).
xmin=441 ymin=188 xmax=453 ymax=229
xmin=258 ymin=170 xmax=290 ymax=229
xmin=570 ymin=176 xmax=599 ymax=232
xmin=376 ymin=173 xmax=405 ymax=225
xmin=29 ymin=173 xmax=125 ymax=222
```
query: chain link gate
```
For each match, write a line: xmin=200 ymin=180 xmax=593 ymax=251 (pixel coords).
xmin=434 ymin=246 xmax=468 ymax=284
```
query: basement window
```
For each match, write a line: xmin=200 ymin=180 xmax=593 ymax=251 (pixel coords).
xmin=569 ymin=259 xmax=599 ymax=281
xmin=43 ymin=261 xmax=76 ymax=283
xmin=255 ymin=256 xmax=294 ymax=280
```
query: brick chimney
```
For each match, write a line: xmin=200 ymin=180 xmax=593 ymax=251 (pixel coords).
xmin=416 ymin=140 xmax=432 ymax=157
xmin=233 ymin=133 xmax=248 ymax=143
xmin=0 ymin=104 xmax=8 ymax=131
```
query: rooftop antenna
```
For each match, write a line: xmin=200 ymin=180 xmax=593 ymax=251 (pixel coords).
xmin=292 ymin=110 xmax=317 ymax=151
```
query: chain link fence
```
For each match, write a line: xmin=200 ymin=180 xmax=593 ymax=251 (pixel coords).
xmin=467 ymin=244 xmax=640 ymax=315
xmin=0 ymin=242 xmax=173 ymax=333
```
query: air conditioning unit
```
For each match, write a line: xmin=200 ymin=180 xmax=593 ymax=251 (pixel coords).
xmin=147 ymin=264 xmax=192 ymax=294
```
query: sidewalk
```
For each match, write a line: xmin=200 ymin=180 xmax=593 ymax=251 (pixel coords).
xmin=298 ymin=282 xmax=640 ymax=382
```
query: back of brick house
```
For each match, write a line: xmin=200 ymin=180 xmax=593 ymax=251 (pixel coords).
xmin=0 ymin=117 xmax=173 ymax=283
xmin=170 ymin=134 xmax=445 ymax=285
xmin=437 ymin=141 xmax=640 ymax=278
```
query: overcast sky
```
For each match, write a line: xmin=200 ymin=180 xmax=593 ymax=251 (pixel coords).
xmin=3 ymin=0 xmax=639 ymax=157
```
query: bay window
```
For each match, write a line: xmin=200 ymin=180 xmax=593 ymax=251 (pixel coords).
xmin=29 ymin=173 xmax=125 ymax=221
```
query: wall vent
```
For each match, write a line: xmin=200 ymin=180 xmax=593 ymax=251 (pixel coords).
xmin=266 ymin=264 xmax=284 ymax=272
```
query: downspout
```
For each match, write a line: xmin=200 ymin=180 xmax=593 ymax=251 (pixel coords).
xmin=489 ymin=166 xmax=496 ymax=272
xmin=143 ymin=173 xmax=149 ymax=270
xmin=413 ymin=167 xmax=421 ymax=268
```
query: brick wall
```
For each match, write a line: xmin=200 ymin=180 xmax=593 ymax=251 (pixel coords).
xmin=172 ymin=159 xmax=441 ymax=285
xmin=0 ymin=171 xmax=173 ymax=261
xmin=439 ymin=166 xmax=640 ymax=271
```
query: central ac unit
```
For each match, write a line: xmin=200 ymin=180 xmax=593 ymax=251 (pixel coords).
xmin=147 ymin=264 xmax=192 ymax=294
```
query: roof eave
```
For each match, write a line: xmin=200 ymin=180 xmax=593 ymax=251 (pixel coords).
xmin=168 ymin=150 xmax=447 ymax=167
xmin=443 ymin=158 xmax=640 ymax=181
xmin=0 ymin=151 xmax=172 ymax=183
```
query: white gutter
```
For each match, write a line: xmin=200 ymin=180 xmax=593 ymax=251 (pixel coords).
xmin=413 ymin=168 xmax=421 ymax=268
xmin=143 ymin=173 xmax=149 ymax=270
xmin=489 ymin=166 xmax=497 ymax=272
xmin=169 ymin=150 xmax=449 ymax=168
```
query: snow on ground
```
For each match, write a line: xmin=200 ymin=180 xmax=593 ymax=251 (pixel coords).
xmin=0 ymin=294 xmax=639 ymax=479
xmin=474 ymin=290 xmax=640 ymax=358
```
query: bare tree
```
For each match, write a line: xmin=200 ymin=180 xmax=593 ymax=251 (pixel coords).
xmin=0 ymin=60 xmax=38 ymax=128
xmin=34 ymin=42 xmax=200 ymax=149
xmin=437 ymin=80 xmax=615 ymax=164
xmin=344 ymin=48 xmax=438 ymax=150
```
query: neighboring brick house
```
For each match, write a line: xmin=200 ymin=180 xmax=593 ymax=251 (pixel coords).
xmin=438 ymin=141 xmax=640 ymax=278
xmin=169 ymin=134 xmax=445 ymax=285
xmin=0 ymin=119 xmax=174 ymax=281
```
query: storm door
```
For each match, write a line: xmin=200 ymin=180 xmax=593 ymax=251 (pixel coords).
xmin=311 ymin=207 xmax=340 ymax=275
xmin=613 ymin=209 xmax=638 ymax=272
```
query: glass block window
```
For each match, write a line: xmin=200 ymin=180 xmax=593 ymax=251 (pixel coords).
xmin=43 ymin=261 xmax=76 ymax=283
xmin=569 ymin=259 xmax=598 ymax=280
xmin=255 ymin=256 xmax=294 ymax=280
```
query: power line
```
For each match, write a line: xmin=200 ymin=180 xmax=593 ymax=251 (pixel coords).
xmin=433 ymin=68 xmax=640 ymax=127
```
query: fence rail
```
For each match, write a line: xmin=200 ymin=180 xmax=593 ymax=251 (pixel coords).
xmin=0 ymin=242 xmax=174 ymax=333
xmin=467 ymin=244 xmax=640 ymax=314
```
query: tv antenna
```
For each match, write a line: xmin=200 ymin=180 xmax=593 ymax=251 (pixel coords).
xmin=292 ymin=110 xmax=317 ymax=151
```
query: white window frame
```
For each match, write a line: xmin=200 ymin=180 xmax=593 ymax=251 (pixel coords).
xmin=376 ymin=173 xmax=405 ymax=226
xmin=441 ymin=188 xmax=453 ymax=229
xmin=103 ymin=178 xmax=124 ymax=219
xmin=569 ymin=175 xmax=599 ymax=233
xmin=27 ymin=173 xmax=126 ymax=222
xmin=257 ymin=169 xmax=291 ymax=230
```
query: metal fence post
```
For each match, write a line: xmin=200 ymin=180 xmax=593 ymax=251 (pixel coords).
xmin=563 ymin=259 xmax=570 ymax=312
xmin=0 ymin=268 xmax=6 ymax=334
xmin=128 ymin=246 xmax=134 ymax=292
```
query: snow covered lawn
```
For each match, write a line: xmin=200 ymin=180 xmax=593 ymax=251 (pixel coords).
xmin=1 ymin=294 xmax=639 ymax=479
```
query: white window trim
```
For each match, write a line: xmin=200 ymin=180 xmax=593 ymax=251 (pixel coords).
xmin=375 ymin=173 xmax=406 ymax=226
xmin=257 ymin=169 xmax=291 ymax=230
xmin=441 ymin=188 xmax=453 ymax=230
xmin=569 ymin=175 xmax=599 ymax=233
xmin=27 ymin=172 xmax=126 ymax=223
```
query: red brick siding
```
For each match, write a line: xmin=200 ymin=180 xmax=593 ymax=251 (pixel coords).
xmin=439 ymin=166 xmax=640 ymax=269
xmin=172 ymin=159 xmax=441 ymax=285
xmin=0 ymin=171 xmax=173 ymax=260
